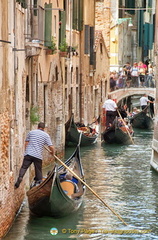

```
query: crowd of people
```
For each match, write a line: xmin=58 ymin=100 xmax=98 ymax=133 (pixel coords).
xmin=110 ymin=61 xmax=155 ymax=91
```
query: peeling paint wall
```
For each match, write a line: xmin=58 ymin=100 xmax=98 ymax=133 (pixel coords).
xmin=0 ymin=2 xmax=26 ymax=238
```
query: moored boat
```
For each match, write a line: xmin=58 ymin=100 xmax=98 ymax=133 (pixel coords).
xmin=102 ymin=117 xmax=134 ymax=145
xmin=65 ymin=114 xmax=99 ymax=146
xmin=27 ymin=145 xmax=85 ymax=218
xmin=130 ymin=111 xmax=153 ymax=129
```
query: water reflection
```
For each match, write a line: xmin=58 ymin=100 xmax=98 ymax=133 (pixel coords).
xmin=4 ymin=129 xmax=158 ymax=240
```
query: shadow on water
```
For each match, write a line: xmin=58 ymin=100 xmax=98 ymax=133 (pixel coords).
xmin=4 ymin=129 xmax=158 ymax=240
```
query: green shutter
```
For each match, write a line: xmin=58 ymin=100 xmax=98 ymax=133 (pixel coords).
xmin=78 ymin=0 xmax=83 ymax=31
xmin=148 ymin=0 xmax=152 ymax=7
xmin=144 ymin=23 xmax=149 ymax=57
xmin=149 ymin=23 xmax=153 ymax=49
xmin=34 ymin=0 xmax=38 ymax=16
xmin=59 ymin=10 xmax=66 ymax=45
xmin=44 ymin=3 xmax=52 ymax=47
xmin=144 ymin=23 xmax=149 ymax=47
xmin=125 ymin=0 xmax=135 ymax=15
xmin=90 ymin=27 xmax=94 ymax=65
xmin=138 ymin=10 xmax=144 ymax=47
xmin=73 ymin=0 xmax=78 ymax=30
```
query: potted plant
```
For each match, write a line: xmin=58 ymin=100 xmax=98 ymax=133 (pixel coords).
xmin=46 ymin=36 xmax=57 ymax=55
xmin=59 ymin=38 xmax=68 ymax=57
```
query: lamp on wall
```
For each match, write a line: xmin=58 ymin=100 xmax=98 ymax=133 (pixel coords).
xmin=117 ymin=18 xmax=133 ymax=27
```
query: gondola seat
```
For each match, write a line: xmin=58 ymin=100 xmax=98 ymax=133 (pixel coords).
xmin=60 ymin=180 xmax=77 ymax=196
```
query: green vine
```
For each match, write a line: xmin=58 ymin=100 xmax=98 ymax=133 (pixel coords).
xmin=30 ymin=106 xmax=40 ymax=124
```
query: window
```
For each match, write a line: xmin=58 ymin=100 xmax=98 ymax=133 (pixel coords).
xmin=100 ymin=43 xmax=103 ymax=54
xmin=34 ymin=0 xmax=38 ymax=16
xmin=65 ymin=66 xmax=67 ymax=84
xmin=26 ymin=76 xmax=29 ymax=102
xmin=44 ymin=85 xmax=48 ymax=123
xmin=55 ymin=66 xmax=58 ymax=81
xmin=65 ymin=88 xmax=67 ymax=100
xmin=76 ymin=67 xmax=79 ymax=84
xmin=71 ymin=67 xmax=73 ymax=84
xmin=54 ymin=15 xmax=57 ymax=36
xmin=125 ymin=0 xmax=135 ymax=15
xmin=16 ymin=0 xmax=26 ymax=8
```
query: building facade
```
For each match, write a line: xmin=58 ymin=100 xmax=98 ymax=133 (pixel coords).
xmin=150 ymin=0 xmax=158 ymax=172
xmin=0 ymin=0 xmax=110 ymax=238
xmin=110 ymin=0 xmax=156 ymax=71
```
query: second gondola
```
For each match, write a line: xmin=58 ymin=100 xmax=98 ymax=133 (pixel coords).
xmin=102 ymin=117 xmax=134 ymax=145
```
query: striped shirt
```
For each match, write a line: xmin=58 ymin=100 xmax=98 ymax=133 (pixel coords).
xmin=24 ymin=129 xmax=53 ymax=160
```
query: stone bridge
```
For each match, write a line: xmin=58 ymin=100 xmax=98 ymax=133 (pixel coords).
xmin=109 ymin=87 xmax=156 ymax=103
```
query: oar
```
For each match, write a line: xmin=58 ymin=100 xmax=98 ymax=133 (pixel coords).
xmin=142 ymin=103 xmax=150 ymax=113
xmin=45 ymin=146 xmax=128 ymax=226
xmin=117 ymin=109 xmax=134 ymax=145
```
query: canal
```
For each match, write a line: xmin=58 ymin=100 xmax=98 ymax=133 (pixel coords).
xmin=3 ymin=129 xmax=158 ymax=240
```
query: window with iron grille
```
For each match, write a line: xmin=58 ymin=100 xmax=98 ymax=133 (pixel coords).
xmin=16 ymin=0 xmax=27 ymax=8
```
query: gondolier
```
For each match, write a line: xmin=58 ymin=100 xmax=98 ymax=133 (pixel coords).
xmin=140 ymin=94 xmax=154 ymax=113
xmin=15 ymin=122 xmax=55 ymax=188
xmin=103 ymin=94 xmax=118 ymax=128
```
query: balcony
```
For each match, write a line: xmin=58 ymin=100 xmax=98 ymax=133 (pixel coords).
xmin=25 ymin=40 xmax=42 ymax=57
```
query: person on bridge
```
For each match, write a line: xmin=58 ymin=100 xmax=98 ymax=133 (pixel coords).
xmin=130 ymin=62 xmax=139 ymax=87
xmin=103 ymin=95 xmax=118 ymax=128
xmin=138 ymin=61 xmax=147 ymax=87
xmin=146 ymin=64 xmax=154 ymax=87
xmin=140 ymin=94 xmax=154 ymax=113
xmin=123 ymin=62 xmax=132 ymax=87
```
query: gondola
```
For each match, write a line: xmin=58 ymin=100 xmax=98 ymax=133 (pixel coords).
xmin=101 ymin=117 xmax=134 ymax=145
xmin=26 ymin=145 xmax=85 ymax=218
xmin=65 ymin=114 xmax=99 ymax=146
xmin=130 ymin=111 xmax=154 ymax=129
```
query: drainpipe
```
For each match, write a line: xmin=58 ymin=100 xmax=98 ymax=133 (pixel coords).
xmin=14 ymin=0 xmax=17 ymax=119
xmin=79 ymin=30 xmax=82 ymax=122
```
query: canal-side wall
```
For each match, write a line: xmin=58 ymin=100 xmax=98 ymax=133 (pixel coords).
xmin=150 ymin=0 xmax=158 ymax=172
xmin=0 ymin=2 xmax=26 ymax=238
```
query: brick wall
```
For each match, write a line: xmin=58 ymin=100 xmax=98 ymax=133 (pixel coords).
xmin=0 ymin=112 xmax=25 ymax=238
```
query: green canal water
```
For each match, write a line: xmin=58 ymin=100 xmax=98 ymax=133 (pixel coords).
xmin=3 ymin=129 xmax=158 ymax=240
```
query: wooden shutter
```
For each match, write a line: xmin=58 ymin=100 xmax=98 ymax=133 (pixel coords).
xmin=148 ymin=0 xmax=152 ymax=7
xmin=78 ymin=0 xmax=83 ymax=31
xmin=73 ymin=0 xmax=78 ymax=30
xmin=59 ymin=10 xmax=66 ymax=45
xmin=38 ymin=6 xmax=44 ymax=41
xmin=138 ymin=10 xmax=144 ymax=47
xmin=90 ymin=27 xmax=94 ymax=65
xmin=125 ymin=0 xmax=135 ymax=15
xmin=44 ymin=3 xmax=52 ymax=47
xmin=84 ymin=25 xmax=90 ymax=54
xmin=149 ymin=23 xmax=153 ymax=50
xmin=144 ymin=23 xmax=149 ymax=57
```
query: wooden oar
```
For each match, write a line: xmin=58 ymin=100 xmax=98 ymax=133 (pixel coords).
xmin=117 ymin=109 xmax=134 ymax=145
xmin=142 ymin=103 xmax=150 ymax=113
xmin=45 ymin=146 xmax=128 ymax=226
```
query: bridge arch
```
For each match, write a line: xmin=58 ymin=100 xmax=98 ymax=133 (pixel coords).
xmin=109 ymin=87 xmax=156 ymax=103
